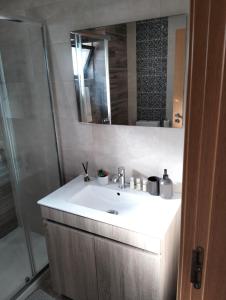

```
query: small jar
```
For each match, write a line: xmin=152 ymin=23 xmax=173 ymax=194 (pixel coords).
xmin=136 ymin=178 xmax=141 ymax=191
xmin=97 ymin=175 xmax=109 ymax=185
xmin=130 ymin=177 xmax=135 ymax=190
xmin=142 ymin=178 xmax=148 ymax=192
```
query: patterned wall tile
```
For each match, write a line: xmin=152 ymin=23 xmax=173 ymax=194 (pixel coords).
xmin=137 ymin=107 xmax=166 ymax=121
xmin=136 ymin=18 xmax=168 ymax=41
xmin=137 ymin=93 xmax=166 ymax=109
xmin=137 ymin=39 xmax=168 ymax=58
xmin=136 ymin=17 xmax=168 ymax=122
xmin=137 ymin=75 xmax=167 ymax=94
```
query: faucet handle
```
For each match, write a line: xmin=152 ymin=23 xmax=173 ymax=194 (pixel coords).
xmin=112 ymin=174 xmax=119 ymax=183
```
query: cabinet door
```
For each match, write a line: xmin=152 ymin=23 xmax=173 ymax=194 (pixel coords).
xmin=95 ymin=237 xmax=161 ymax=300
xmin=45 ymin=221 xmax=98 ymax=300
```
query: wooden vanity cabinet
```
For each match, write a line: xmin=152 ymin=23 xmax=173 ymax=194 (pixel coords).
xmin=95 ymin=236 xmax=161 ymax=300
xmin=45 ymin=221 xmax=99 ymax=300
xmin=45 ymin=220 xmax=161 ymax=300
xmin=42 ymin=206 xmax=180 ymax=300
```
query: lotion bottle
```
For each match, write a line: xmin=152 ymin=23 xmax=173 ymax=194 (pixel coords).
xmin=130 ymin=177 xmax=135 ymax=190
xmin=142 ymin=178 xmax=148 ymax=192
xmin=136 ymin=178 xmax=141 ymax=191
xmin=159 ymin=169 xmax=173 ymax=199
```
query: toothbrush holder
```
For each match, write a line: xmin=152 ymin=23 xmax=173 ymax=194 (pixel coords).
xmin=147 ymin=176 xmax=160 ymax=196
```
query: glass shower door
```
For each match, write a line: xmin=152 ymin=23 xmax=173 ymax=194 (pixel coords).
xmin=0 ymin=17 xmax=61 ymax=299
xmin=0 ymin=133 xmax=33 ymax=299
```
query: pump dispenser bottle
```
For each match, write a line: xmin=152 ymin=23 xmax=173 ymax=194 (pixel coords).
xmin=159 ymin=169 xmax=173 ymax=199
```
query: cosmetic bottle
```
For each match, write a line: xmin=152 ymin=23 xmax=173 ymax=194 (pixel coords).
xmin=130 ymin=177 xmax=135 ymax=190
xmin=136 ymin=178 xmax=141 ymax=191
xmin=142 ymin=178 xmax=148 ymax=192
xmin=159 ymin=169 xmax=173 ymax=199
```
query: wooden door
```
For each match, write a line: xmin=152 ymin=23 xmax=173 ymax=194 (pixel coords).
xmin=45 ymin=221 xmax=98 ymax=300
xmin=178 ymin=0 xmax=226 ymax=299
xmin=95 ymin=236 xmax=160 ymax=300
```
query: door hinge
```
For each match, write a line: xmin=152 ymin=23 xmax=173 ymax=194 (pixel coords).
xmin=191 ymin=246 xmax=204 ymax=289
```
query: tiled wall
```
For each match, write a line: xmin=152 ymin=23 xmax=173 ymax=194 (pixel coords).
xmin=0 ymin=0 xmax=189 ymax=185
xmin=137 ymin=17 xmax=168 ymax=121
xmin=107 ymin=24 xmax=128 ymax=125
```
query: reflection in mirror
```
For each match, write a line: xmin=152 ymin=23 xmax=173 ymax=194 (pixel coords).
xmin=70 ymin=15 xmax=187 ymax=128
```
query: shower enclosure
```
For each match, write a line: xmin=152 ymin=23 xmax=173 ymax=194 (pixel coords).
xmin=0 ymin=16 xmax=61 ymax=299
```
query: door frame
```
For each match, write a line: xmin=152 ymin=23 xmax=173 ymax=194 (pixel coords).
xmin=177 ymin=0 xmax=226 ymax=299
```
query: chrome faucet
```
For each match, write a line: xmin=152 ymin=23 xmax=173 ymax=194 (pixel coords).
xmin=112 ymin=167 xmax=126 ymax=189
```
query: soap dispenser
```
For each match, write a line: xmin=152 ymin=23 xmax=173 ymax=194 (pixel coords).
xmin=160 ymin=169 xmax=173 ymax=199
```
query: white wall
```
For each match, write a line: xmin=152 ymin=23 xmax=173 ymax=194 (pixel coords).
xmin=0 ymin=0 xmax=189 ymax=185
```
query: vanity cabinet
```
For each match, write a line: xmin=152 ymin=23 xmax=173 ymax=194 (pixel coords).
xmin=95 ymin=237 xmax=160 ymax=300
xmin=45 ymin=220 xmax=161 ymax=300
xmin=45 ymin=221 xmax=98 ymax=300
xmin=41 ymin=206 xmax=180 ymax=300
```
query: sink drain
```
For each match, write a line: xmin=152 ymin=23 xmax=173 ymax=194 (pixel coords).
xmin=107 ymin=209 xmax=119 ymax=215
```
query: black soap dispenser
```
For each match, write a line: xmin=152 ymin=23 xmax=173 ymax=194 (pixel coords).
xmin=159 ymin=169 xmax=173 ymax=199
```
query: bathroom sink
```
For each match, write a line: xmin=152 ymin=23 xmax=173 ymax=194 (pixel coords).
xmin=38 ymin=175 xmax=181 ymax=239
xmin=68 ymin=185 xmax=140 ymax=216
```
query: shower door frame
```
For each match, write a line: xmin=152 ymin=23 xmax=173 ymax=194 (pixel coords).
xmin=0 ymin=13 xmax=64 ymax=182
xmin=0 ymin=13 xmax=64 ymax=294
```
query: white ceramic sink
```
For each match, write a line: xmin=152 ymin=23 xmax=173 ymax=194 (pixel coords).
xmin=38 ymin=175 xmax=181 ymax=245
xmin=68 ymin=185 xmax=140 ymax=216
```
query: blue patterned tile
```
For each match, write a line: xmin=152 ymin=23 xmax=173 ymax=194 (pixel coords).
xmin=137 ymin=107 xmax=166 ymax=121
xmin=136 ymin=16 xmax=168 ymax=121
xmin=137 ymin=93 xmax=166 ymax=109
xmin=137 ymin=75 xmax=167 ymax=94
xmin=136 ymin=17 xmax=168 ymax=41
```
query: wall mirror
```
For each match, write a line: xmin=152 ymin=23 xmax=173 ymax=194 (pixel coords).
xmin=70 ymin=14 xmax=187 ymax=128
